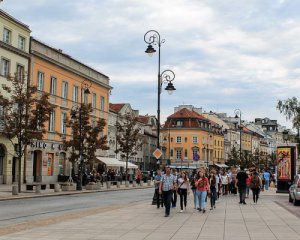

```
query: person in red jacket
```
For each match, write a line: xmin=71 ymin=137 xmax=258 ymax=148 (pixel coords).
xmin=195 ymin=170 xmax=210 ymax=213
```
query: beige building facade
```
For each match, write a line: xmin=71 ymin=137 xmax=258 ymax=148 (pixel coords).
xmin=0 ymin=10 xmax=30 ymax=184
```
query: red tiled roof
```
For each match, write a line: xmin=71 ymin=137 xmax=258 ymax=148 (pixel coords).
xmin=167 ymin=108 xmax=208 ymax=121
xmin=109 ymin=103 xmax=125 ymax=113
xmin=137 ymin=115 xmax=149 ymax=124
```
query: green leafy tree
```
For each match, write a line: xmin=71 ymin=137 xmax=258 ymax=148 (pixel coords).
xmin=63 ymin=103 xmax=109 ymax=177
xmin=227 ymin=146 xmax=240 ymax=167
xmin=115 ymin=113 xmax=142 ymax=182
xmin=0 ymin=73 xmax=54 ymax=192
xmin=277 ymin=97 xmax=300 ymax=129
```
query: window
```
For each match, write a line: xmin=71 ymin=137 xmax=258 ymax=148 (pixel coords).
xmin=62 ymin=81 xmax=68 ymax=99
xmin=176 ymin=136 xmax=181 ymax=143
xmin=184 ymin=149 xmax=188 ymax=158
xmin=192 ymin=136 xmax=198 ymax=144
xmin=73 ymin=86 xmax=78 ymax=102
xmin=176 ymin=150 xmax=182 ymax=160
xmin=3 ymin=28 xmax=11 ymax=44
xmin=16 ymin=64 xmax=24 ymax=80
xmin=100 ymin=96 xmax=105 ymax=111
xmin=18 ymin=35 xmax=25 ymax=50
xmin=82 ymin=89 xmax=88 ymax=104
xmin=37 ymin=72 xmax=44 ymax=91
xmin=61 ymin=112 xmax=67 ymax=134
xmin=49 ymin=110 xmax=55 ymax=132
xmin=171 ymin=137 xmax=173 ymax=143
xmin=170 ymin=149 xmax=173 ymax=157
xmin=1 ymin=58 xmax=10 ymax=76
xmin=50 ymin=77 xmax=57 ymax=95
xmin=92 ymin=93 xmax=96 ymax=109
xmin=185 ymin=137 xmax=187 ymax=143
xmin=176 ymin=121 xmax=183 ymax=127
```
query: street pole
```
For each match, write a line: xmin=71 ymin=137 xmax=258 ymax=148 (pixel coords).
xmin=144 ymin=30 xmax=176 ymax=169
xmin=235 ymin=109 xmax=242 ymax=166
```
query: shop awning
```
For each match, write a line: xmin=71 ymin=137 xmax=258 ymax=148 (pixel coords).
xmin=121 ymin=161 xmax=138 ymax=169
xmin=96 ymin=157 xmax=124 ymax=167
xmin=96 ymin=157 xmax=138 ymax=169
xmin=214 ymin=163 xmax=229 ymax=168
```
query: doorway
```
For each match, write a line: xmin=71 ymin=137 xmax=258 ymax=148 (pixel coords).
xmin=33 ymin=150 xmax=42 ymax=182
xmin=0 ymin=145 xmax=5 ymax=184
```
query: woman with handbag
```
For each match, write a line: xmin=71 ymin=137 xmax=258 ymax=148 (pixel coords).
xmin=177 ymin=171 xmax=190 ymax=213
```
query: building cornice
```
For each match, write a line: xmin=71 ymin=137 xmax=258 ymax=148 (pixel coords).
xmin=0 ymin=10 xmax=31 ymax=32
xmin=30 ymin=38 xmax=112 ymax=90
xmin=0 ymin=41 xmax=30 ymax=59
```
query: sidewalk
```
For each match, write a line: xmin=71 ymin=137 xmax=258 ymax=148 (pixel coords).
xmin=0 ymin=182 xmax=152 ymax=201
xmin=0 ymin=188 xmax=299 ymax=240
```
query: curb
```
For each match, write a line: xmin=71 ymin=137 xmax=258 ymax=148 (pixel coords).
xmin=0 ymin=185 xmax=154 ymax=201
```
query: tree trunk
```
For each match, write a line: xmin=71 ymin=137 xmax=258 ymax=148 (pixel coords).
xmin=23 ymin=145 xmax=27 ymax=184
xmin=126 ymin=153 xmax=129 ymax=182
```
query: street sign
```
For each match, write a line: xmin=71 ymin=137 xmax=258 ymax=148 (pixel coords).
xmin=153 ymin=148 xmax=163 ymax=159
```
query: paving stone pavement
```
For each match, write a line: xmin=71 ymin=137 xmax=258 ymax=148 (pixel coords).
xmin=0 ymin=189 xmax=299 ymax=240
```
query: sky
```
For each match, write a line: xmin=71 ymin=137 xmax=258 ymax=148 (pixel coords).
xmin=2 ymin=0 xmax=300 ymax=128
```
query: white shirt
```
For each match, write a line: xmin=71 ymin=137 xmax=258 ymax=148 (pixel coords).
xmin=221 ymin=175 xmax=228 ymax=185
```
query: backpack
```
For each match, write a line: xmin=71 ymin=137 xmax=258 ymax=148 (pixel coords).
xmin=250 ymin=176 xmax=259 ymax=189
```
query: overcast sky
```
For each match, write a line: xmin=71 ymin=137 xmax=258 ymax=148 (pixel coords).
xmin=2 ymin=0 xmax=300 ymax=128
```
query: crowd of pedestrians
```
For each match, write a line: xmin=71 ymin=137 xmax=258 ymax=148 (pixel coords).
xmin=154 ymin=165 xmax=274 ymax=217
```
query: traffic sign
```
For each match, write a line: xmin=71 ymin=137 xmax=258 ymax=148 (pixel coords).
xmin=153 ymin=148 xmax=163 ymax=159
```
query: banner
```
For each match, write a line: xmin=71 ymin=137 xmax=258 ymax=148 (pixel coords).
xmin=277 ymin=148 xmax=291 ymax=180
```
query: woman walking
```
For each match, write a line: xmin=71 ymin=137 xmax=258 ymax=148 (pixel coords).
xmin=209 ymin=170 xmax=217 ymax=210
xmin=195 ymin=170 xmax=210 ymax=213
xmin=250 ymin=171 xmax=262 ymax=204
xmin=177 ymin=171 xmax=190 ymax=212
xmin=190 ymin=172 xmax=198 ymax=209
xmin=221 ymin=171 xmax=229 ymax=195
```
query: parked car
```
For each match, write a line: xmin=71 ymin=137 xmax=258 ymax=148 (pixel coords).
xmin=289 ymin=174 xmax=300 ymax=206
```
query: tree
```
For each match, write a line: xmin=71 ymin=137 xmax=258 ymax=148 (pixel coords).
xmin=277 ymin=97 xmax=300 ymax=129
xmin=115 ymin=113 xmax=142 ymax=182
xmin=227 ymin=146 xmax=240 ymax=167
xmin=63 ymin=103 xmax=109 ymax=179
xmin=0 ymin=72 xmax=54 ymax=192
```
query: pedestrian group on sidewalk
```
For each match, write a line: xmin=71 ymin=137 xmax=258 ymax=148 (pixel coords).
xmin=154 ymin=165 xmax=271 ymax=217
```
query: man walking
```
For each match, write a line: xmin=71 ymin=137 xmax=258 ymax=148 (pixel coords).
xmin=154 ymin=169 xmax=163 ymax=208
xmin=159 ymin=166 xmax=176 ymax=217
xmin=263 ymin=170 xmax=270 ymax=190
xmin=236 ymin=166 xmax=248 ymax=205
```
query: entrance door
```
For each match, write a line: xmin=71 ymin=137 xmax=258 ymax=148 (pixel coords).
xmin=33 ymin=151 xmax=42 ymax=182
xmin=0 ymin=145 xmax=5 ymax=184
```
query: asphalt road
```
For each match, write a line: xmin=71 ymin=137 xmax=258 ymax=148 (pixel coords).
xmin=0 ymin=188 xmax=154 ymax=227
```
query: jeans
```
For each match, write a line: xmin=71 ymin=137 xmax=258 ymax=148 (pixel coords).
xmin=222 ymin=184 xmax=228 ymax=195
xmin=162 ymin=190 xmax=173 ymax=215
xmin=155 ymin=189 xmax=163 ymax=208
xmin=171 ymin=190 xmax=177 ymax=207
xmin=210 ymin=187 xmax=217 ymax=208
xmin=265 ymin=180 xmax=269 ymax=190
xmin=252 ymin=188 xmax=260 ymax=203
xmin=192 ymin=189 xmax=198 ymax=208
xmin=196 ymin=190 xmax=207 ymax=210
xmin=179 ymin=189 xmax=187 ymax=210
xmin=238 ymin=187 xmax=246 ymax=203
xmin=246 ymin=186 xmax=250 ymax=196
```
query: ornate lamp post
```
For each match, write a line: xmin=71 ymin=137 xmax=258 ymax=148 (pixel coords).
xmin=235 ymin=109 xmax=242 ymax=165
xmin=70 ymin=80 xmax=91 ymax=190
xmin=144 ymin=30 xmax=176 ymax=167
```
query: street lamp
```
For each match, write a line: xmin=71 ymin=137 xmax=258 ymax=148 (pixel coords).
xmin=144 ymin=30 xmax=176 ymax=167
xmin=71 ymin=80 xmax=91 ymax=190
xmin=234 ymin=109 xmax=242 ymax=165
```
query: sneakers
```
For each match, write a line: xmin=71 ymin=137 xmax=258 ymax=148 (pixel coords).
xmin=203 ymin=209 xmax=206 ymax=213
xmin=164 ymin=214 xmax=169 ymax=217
xmin=180 ymin=210 xmax=183 ymax=213
xmin=242 ymin=201 xmax=246 ymax=205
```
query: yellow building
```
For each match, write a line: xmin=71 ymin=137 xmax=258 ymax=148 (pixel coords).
xmin=241 ymin=126 xmax=252 ymax=153
xmin=0 ymin=10 xmax=31 ymax=184
xmin=211 ymin=123 xmax=225 ymax=164
xmin=161 ymin=107 xmax=223 ymax=168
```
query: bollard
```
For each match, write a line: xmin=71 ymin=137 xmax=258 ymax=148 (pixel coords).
xmin=54 ymin=183 xmax=61 ymax=192
xmin=125 ymin=181 xmax=130 ymax=188
xmin=12 ymin=186 xmax=18 ymax=195
xmin=35 ymin=185 xmax=41 ymax=194
xmin=117 ymin=181 xmax=121 ymax=188
xmin=107 ymin=181 xmax=111 ymax=189
xmin=132 ymin=181 xmax=136 ymax=187
xmin=147 ymin=180 xmax=151 ymax=186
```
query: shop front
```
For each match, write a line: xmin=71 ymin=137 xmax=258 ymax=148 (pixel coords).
xmin=26 ymin=140 xmax=69 ymax=184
